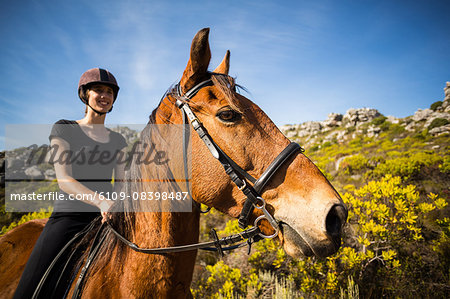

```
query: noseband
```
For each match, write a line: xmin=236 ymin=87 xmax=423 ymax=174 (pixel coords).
xmin=175 ymin=76 xmax=304 ymax=235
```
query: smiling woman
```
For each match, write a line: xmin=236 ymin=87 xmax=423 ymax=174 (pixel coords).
xmin=12 ymin=68 xmax=128 ymax=299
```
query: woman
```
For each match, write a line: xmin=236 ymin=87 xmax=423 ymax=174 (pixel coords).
xmin=13 ymin=68 xmax=127 ymax=299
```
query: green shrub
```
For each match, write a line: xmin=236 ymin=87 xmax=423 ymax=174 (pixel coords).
xmin=428 ymin=118 xmax=449 ymax=130
xmin=439 ymin=155 xmax=450 ymax=173
xmin=379 ymin=121 xmax=391 ymax=132
xmin=323 ymin=141 xmax=332 ymax=148
xmin=371 ymin=116 xmax=387 ymax=126
xmin=369 ymin=151 xmax=443 ymax=179
xmin=385 ymin=123 xmax=405 ymax=137
xmin=346 ymin=126 xmax=356 ymax=134
xmin=430 ymin=101 xmax=443 ymax=111
xmin=341 ymin=155 xmax=370 ymax=175
xmin=282 ymin=175 xmax=448 ymax=297
xmin=309 ymin=144 xmax=320 ymax=152
xmin=191 ymin=260 xmax=248 ymax=298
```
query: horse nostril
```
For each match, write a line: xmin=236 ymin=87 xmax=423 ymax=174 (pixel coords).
xmin=326 ymin=204 xmax=347 ymax=236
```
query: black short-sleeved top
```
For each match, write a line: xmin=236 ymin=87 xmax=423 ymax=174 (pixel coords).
xmin=49 ymin=119 xmax=127 ymax=214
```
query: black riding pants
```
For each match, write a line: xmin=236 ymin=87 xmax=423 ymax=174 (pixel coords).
xmin=13 ymin=212 xmax=99 ymax=299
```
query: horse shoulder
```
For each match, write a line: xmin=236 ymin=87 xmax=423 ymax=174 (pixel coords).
xmin=0 ymin=218 xmax=47 ymax=299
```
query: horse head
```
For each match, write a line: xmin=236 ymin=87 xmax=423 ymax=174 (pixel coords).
xmin=154 ymin=28 xmax=347 ymax=258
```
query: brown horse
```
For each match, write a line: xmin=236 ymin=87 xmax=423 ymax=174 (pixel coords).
xmin=0 ymin=28 xmax=347 ymax=298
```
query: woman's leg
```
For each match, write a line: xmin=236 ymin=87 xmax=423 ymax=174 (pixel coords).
xmin=13 ymin=215 xmax=96 ymax=299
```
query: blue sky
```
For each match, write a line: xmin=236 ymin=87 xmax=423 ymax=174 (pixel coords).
xmin=1 ymin=0 xmax=449 ymax=150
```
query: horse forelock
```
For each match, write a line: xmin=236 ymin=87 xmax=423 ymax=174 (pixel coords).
xmin=210 ymin=74 xmax=244 ymax=113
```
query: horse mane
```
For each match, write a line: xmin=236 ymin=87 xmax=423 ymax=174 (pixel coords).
xmin=71 ymin=73 xmax=245 ymax=286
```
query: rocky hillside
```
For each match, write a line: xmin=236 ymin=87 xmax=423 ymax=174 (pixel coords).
xmin=276 ymin=82 xmax=449 ymax=194
xmin=280 ymin=82 xmax=450 ymax=147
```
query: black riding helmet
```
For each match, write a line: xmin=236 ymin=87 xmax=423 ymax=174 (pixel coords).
xmin=78 ymin=68 xmax=120 ymax=115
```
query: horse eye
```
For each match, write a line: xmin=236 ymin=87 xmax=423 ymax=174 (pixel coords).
xmin=217 ymin=110 xmax=240 ymax=122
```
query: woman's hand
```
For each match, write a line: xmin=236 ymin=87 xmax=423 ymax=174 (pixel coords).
xmin=99 ymin=197 xmax=114 ymax=223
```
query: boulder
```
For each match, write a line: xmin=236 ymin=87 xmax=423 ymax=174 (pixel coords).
xmin=367 ymin=126 xmax=381 ymax=138
xmin=412 ymin=108 xmax=433 ymax=122
xmin=336 ymin=130 xmax=347 ymax=143
xmin=322 ymin=113 xmax=343 ymax=127
xmin=386 ymin=115 xmax=400 ymax=124
xmin=343 ymin=108 xmax=381 ymax=126
xmin=24 ymin=166 xmax=44 ymax=180
xmin=429 ymin=124 xmax=450 ymax=136
xmin=297 ymin=121 xmax=322 ymax=137
xmin=285 ymin=131 xmax=297 ymax=138
xmin=324 ymin=131 xmax=338 ymax=143
xmin=404 ymin=120 xmax=417 ymax=132
xmin=6 ymin=158 xmax=24 ymax=171
xmin=444 ymin=82 xmax=450 ymax=100
xmin=44 ymin=169 xmax=56 ymax=180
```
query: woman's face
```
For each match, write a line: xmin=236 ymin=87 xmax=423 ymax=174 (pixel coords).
xmin=87 ymin=84 xmax=114 ymax=113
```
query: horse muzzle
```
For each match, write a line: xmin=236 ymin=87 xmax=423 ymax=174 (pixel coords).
xmin=277 ymin=203 xmax=347 ymax=258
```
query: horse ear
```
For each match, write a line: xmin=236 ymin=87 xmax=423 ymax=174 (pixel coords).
xmin=180 ymin=28 xmax=211 ymax=92
xmin=213 ymin=50 xmax=230 ymax=75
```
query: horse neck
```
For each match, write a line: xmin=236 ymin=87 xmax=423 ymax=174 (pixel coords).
xmin=132 ymin=97 xmax=200 ymax=248
xmin=119 ymin=115 xmax=201 ymax=296
xmin=124 ymin=115 xmax=200 ymax=296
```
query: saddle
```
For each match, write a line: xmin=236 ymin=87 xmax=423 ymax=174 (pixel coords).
xmin=31 ymin=217 xmax=105 ymax=299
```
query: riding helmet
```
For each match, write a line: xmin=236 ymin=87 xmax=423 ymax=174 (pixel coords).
xmin=78 ymin=68 xmax=120 ymax=104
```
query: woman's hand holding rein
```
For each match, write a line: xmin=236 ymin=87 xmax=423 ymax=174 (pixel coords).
xmin=99 ymin=197 xmax=114 ymax=223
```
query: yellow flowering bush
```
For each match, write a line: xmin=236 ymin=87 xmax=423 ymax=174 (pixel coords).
xmin=192 ymin=175 xmax=449 ymax=298
xmin=1 ymin=207 xmax=52 ymax=236
xmin=191 ymin=260 xmax=262 ymax=298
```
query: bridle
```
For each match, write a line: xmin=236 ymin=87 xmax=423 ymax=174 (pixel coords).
xmin=174 ymin=76 xmax=303 ymax=234
xmin=107 ymin=73 xmax=304 ymax=248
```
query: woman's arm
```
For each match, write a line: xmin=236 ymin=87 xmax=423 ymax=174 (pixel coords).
xmin=51 ymin=137 xmax=113 ymax=218
xmin=112 ymin=149 xmax=126 ymax=194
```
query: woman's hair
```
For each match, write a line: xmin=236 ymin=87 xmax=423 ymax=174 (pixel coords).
xmin=83 ymin=88 xmax=90 ymax=114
